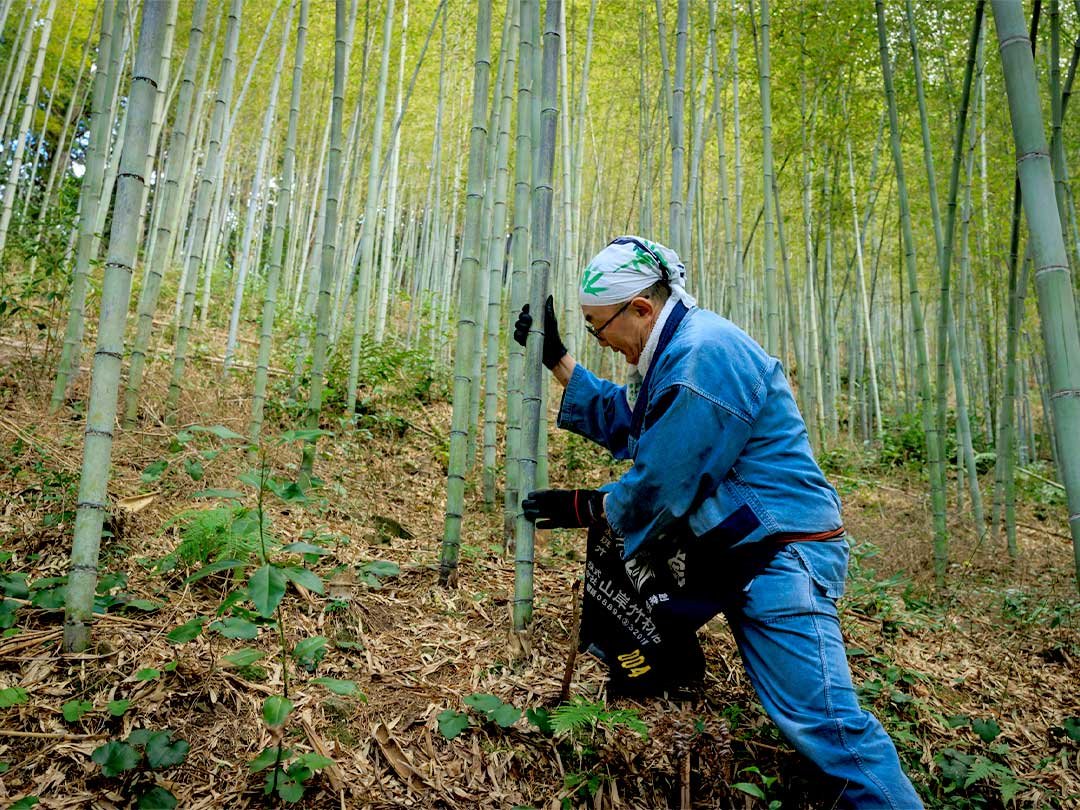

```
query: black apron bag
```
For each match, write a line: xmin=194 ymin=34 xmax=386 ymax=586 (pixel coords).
xmin=579 ymin=521 xmax=781 ymax=696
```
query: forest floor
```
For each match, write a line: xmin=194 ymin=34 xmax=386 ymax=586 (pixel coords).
xmin=0 ymin=337 xmax=1077 ymax=809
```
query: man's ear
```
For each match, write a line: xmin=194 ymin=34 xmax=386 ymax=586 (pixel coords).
xmin=631 ymin=296 xmax=654 ymax=318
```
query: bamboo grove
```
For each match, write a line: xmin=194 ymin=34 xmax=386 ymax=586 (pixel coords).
xmin=0 ymin=0 xmax=1076 ymax=651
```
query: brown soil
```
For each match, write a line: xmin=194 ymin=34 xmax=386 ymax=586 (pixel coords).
xmin=0 ymin=351 xmax=1076 ymax=809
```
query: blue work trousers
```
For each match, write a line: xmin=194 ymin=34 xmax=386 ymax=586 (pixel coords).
xmin=722 ymin=539 xmax=924 ymax=809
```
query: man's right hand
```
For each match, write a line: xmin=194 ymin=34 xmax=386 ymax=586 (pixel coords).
xmin=513 ymin=294 xmax=568 ymax=370
xmin=523 ymin=488 xmax=605 ymax=529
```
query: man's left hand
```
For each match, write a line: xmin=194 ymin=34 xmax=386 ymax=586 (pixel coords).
xmin=522 ymin=489 xmax=605 ymax=529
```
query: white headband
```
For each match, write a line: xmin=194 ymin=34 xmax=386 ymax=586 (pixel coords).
xmin=579 ymin=236 xmax=696 ymax=308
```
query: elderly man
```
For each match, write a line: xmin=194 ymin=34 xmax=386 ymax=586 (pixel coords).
xmin=515 ymin=236 xmax=922 ymax=809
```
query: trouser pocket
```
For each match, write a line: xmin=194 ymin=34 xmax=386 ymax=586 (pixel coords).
xmin=788 ymin=538 xmax=849 ymax=600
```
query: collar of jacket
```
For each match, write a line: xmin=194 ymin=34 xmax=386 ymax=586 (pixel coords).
xmin=628 ymin=300 xmax=689 ymax=443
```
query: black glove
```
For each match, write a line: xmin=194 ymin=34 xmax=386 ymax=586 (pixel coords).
xmin=513 ymin=294 xmax=567 ymax=370
xmin=522 ymin=488 xmax=605 ymax=529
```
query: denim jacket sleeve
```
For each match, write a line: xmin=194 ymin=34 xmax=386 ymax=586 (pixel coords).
xmin=556 ymin=363 xmax=633 ymax=460
xmin=603 ymin=382 xmax=755 ymax=558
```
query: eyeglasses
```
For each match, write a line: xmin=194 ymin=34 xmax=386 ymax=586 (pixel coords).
xmin=585 ymin=299 xmax=633 ymax=340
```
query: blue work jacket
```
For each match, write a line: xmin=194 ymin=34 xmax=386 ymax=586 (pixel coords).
xmin=558 ymin=306 xmax=843 ymax=559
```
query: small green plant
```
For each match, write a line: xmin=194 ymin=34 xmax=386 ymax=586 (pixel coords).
xmin=249 ymin=746 xmax=335 ymax=804
xmin=549 ymin=697 xmax=648 ymax=740
xmin=545 ymin=700 xmax=647 ymax=809
xmin=1000 ymin=588 xmax=1080 ymax=630
xmin=292 ymin=636 xmax=329 ymax=671
xmin=563 ymin=770 xmax=605 ymax=806
xmin=157 ymin=505 xmax=269 ymax=572
xmin=62 ymin=699 xmax=94 ymax=722
xmin=437 ymin=709 xmax=471 ymax=740
xmin=90 ymin=728 xmax=189 ymax=807
xmin=732 ymin=765 xmax=782 ymax=809
xmin=357 ymin=559 xmax=400 ymax=589
xmin=33 ymin=462 xmax=79 ymax=529
xmin=464 ymin=693 xmax=522 ymax=728
xmin=932 ymin=747 xmax=1024 ymax=805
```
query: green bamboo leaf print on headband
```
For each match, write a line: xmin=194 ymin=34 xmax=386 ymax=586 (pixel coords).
xmin=581 ymin=266 xmax=609 ymax=295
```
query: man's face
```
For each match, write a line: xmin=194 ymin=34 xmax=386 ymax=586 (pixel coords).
xmin=581 ymin=297 xmax=657 ymax=366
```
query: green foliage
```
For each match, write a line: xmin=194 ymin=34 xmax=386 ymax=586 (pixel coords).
xmin=463 ymin=693 xmax=521 ymax=728
xmin=549 ymin=697 xmax=648 ymax=740
xmin=264 ymin=751 xmax=334 ymax=804
xmin=562 ymin=433 xmax=628 ymax=475
xmin=190 ymin=425 xmax=247 ymax=442
xmin=357 ymin=559 xmax=400 ymax=589
xmin=291 ymin=636 xmax=329 ymax=670
xmin=817 ymin=445 xmax=857 ymax=478
xmin=0 ymin=571 xmax=29 ymax=599
xmin=281 ymin=540 xmax=333 ymax=559
xmin=140 ymin=460 xmax=169 ymax=483
xmin=310 ymin=677 xmax=363 ymax=698
xmin=999 ymin=588 xmax=1080 ymax=631
xmin=563 ymin=770 xmax=605 ymax=805
xmin=209 ymin=617 xmax=260 ymax=639
xmin=92 ymin=741 xmax=141 ymax=777
xmin=526 ymin=707 xmax=554 ymax=735
xmin=0 ymin=686 xmax=28 ymax=707
xmin=166 ymin=616 xmax=206 ymax=645
xmin=262 ymin=695 xmax=293 ymax=727
xmin=62 ymin=699 xmax=94 ymax=722
xmin=875 ymin=407 xmax=997 ymax=471
xmin=842 ymin=539 xmax=925 ymax=630
xmin=0 ymin=596 xmax=19 ymax=629
xmin=439 ymin=695 xmax=638 ymax=743
xmin=249 ymin=565 xmax=287 ymax=617
xmin=126 ymin=729 xmax=190 ymax=769
xmin=91 ymin=729 xmax=188 ymax=808
xmin=249 ymin=747 xmax=290 ymax=773
xmin=157 ymin=506 xmax=270 ymax=572
xmin=1014 ymin=462 xmax=1067 ymax=508
xmin=222 ymin=648 xmax=265 ymax=668
xmin=0 ymin=451 xmax=82 ymax=539
xmin=437 ymin=709 xmax=470 ymax=739
xmin=731 ymin=781 xmax=766 ymax=800
xmin=250 ymin=746 xmax=334 ymax=804
xmin=280 ymin=565 xmax=324 ymax=594
xmin=970 ymin=718 xmax=1001 ymax=744
xmin=1063 ymin=717 xmax=1080 ymax=743
xmin=281 ymin=335 xmax=447 ymax=429
xmin=732 ymin=766 xmax=782 ymax=809
xmin=878 ymin=411 xmax=934 ymax=467
xmin=932 ymin=747 xmax=1024 ymax=806
xmin=137 ymin=787 xmax=178 ymax=809
xmin=0 ymin=180 xmax=78 ymax=334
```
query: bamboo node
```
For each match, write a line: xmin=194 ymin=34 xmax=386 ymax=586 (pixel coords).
xmin=1016 ymin=148 xmax=1049 ymax=164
